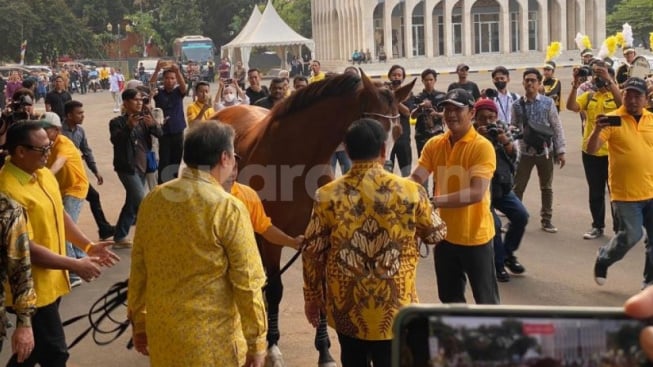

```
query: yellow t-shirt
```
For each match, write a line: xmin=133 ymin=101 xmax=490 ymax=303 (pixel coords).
xmin=308 ymin=72 xmax=325 ymax=84
xmin=418 ymin=127 xmax=496 ymax=245
xmin=186 ymin=100 xmax=215 ymax=128
xmin=576 ymin=90 xmax=618 ymax=156
xmin=0 ymin=161 xmax=70 ymax=308
xmin=600 ymin=107 xmax=653 ymax=202
xmin=47 ymin=134 xmax=89 ymax=199
xmin=231 ymin=182 xmax=272 ymax=234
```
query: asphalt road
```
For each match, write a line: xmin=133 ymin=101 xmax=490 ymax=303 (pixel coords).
xmin=0 ymin=66 xmax=646 ymax=366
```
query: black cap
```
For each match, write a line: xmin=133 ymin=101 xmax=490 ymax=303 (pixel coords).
xmin=438 ymin=89 xmax=475 ymax=108
xmin=456 ymin=63 xmax=470 ymax=72
xmin=622 ymin=77 xmax=647 ymax=94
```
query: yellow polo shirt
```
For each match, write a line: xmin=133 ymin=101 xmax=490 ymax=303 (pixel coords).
xmin=308 ymin=72 xmax=325 ymax=84
xmin=0 ymin=160 xmax=69 ymax=308
xmin=186 ymin=101 xmax=215 ymax=128
xmin=577 ymin=90 xmax=617 ymax=156
xmin=47 ymin=134 xmax=89 ymax=199
xmin=600 ymin=107 xmax=653 ymax=201
xmin=418 ymin=127 xmax=496 ymax=245
xmin=231 ymin=182 xmax=272 ymax=234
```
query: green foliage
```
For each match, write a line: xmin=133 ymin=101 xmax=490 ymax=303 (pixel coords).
xmin=273 ymin=0 xmax=312 ymax=38
xmin=606 ymin=0 xmax=653 ymax=47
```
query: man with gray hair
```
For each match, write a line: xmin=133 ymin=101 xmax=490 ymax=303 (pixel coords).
xmin=129 ymin=121 xmax=267 ymax=367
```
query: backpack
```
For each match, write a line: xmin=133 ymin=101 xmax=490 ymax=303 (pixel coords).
xmin=520 ymin=99 xmax=554 ymax=154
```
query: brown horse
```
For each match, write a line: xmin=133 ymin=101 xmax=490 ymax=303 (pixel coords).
xmin=213 ymin=71 xmax=414 ymax=366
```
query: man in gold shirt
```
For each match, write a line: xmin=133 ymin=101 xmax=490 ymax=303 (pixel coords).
xmin=42 ymin=112 xmax=90 ymax=287
xmin=128 ymin=121 xmax=267 ymax=367
xmin=0 ymin=120 xmax=119 ymax=367
xmin=410 ymin=88 xmax=499 ymax=305
xmin=587 ymin=77 xmax=653 ymax=288
xmin=185 ymin=81 xmax=215 ymax=127
xmin=303 ymin=118 xmax=446 ymax=366
xmin=308 ymin=60 xmax=326 ymax=84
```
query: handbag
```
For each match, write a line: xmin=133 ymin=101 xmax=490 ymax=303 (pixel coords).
xmin=520 ymin=99 xmax=554 ymax=153
xmin=146 ymin=150 xmax=158 ymax=173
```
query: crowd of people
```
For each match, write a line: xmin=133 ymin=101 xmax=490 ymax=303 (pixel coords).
xmin=0 ymin=47 xmax=652 ymax=367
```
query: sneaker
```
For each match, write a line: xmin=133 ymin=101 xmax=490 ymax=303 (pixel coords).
xmin=505 ymin=257 xmax=526 ymax=274
xmin=99 ymin=225 xmax=116 ymax=241
xmin=70 ymin=278 xmax=83 ymax=288
xmin=541 ymin=220 xmax=558 ymax=233
xmin=496 ymin=267 xmax=510 ymax=282
xmin=583 ymin=227 xmax=604 ymax=240
xmin=594 ymin=259 xmax=608 ymax=286
xmin=113 ymin=239 xmax=133 ymax=249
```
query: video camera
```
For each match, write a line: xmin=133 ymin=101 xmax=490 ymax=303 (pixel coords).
xmin=576 ymin=65 xmax=592 ymax=77
xmin=1 ymin=94 xmax=33 ymax=127
xmin=484 ymin=122 xmax=522 ymax=143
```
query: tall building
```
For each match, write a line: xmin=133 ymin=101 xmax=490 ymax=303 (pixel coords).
xmin=311 ymin=0 xmax=606 ymax=62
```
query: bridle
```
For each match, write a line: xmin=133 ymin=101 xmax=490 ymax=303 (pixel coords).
xmin=362 ymin=112 xmax=401 ymax=126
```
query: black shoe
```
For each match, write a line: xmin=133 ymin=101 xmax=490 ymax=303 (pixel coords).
xmin=594 ymin=259 xmax=608 ymax=286
xmin=505 ymin=257 xmax=525 ymax=274
xmin=99 ymin=225 xmax=116 ymax=241
xmin=496 ymin=267 xmax=510 ymax=282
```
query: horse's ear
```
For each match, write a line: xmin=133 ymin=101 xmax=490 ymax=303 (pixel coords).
xmin=359 ymin=68 xmax=376 ymax=94
xmin=394 ymin=78 xmax=416 ymax=103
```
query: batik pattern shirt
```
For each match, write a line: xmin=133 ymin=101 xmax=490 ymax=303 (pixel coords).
xmin=303 ymin=161 xmax=446 ymax=341
xmin=0 ymin=195 xmax=36 ymax=336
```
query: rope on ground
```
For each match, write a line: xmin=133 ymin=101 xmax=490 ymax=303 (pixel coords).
xmin=62 ymin=279 xmax=132 ymax=349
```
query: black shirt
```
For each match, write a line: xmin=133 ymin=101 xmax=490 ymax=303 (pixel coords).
xmin=45 ymin=90 xmax=72 ymax=120
xmin=447 ymin=81 xmax=481 ymax=100
xmin=246 ymin=86 xmax=269 ymax=104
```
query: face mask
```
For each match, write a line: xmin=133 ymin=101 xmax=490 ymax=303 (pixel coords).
xmin=391 ymin=79 xmax=402 ymax=86
xmin=224 ymin=94 xmax=235 ymax=103
xmin=493 ymin=81 xmax=507 ymax=90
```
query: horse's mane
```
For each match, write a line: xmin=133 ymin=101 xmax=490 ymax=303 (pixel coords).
xmin=268 ymin=73 xmax=362 ymax=121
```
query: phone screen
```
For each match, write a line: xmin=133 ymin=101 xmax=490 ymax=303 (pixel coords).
xmin=394 ymin=306 xmax=649 ymax=367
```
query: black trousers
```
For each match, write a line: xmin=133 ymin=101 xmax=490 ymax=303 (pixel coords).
xmin=434 ymin=240 xmax=500 ymax=304
xmin=158 ymin=132 xmax=184 ymax=184
xmin=336 ymin=332 xmax=391 ymax=367
xmin=390 ymin=139 xmax=412 ymax=177
xmin=86 ymin=185 xmax=112 ymax=232
xmin=582 ymin=152 xmax=619 ymax=232
xmin=7 ymin=299 xmax=68 ymax=367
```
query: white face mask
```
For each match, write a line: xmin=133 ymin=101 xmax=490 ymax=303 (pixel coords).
xmin=224 ymin=93 xmax=235 ymax=103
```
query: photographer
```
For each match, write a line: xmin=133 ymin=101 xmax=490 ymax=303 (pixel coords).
xmin=109 ymin=89 xmax=163 ymax=249
xmin=0 ymin=89 xmax=38 ymax=168
xmin=567 ymin=60 xmax=621 ymax=241
xmin=412 ymin=68 xmax=446 ymax=158
xmin=473 ymin=99 xmax=529 ymax=282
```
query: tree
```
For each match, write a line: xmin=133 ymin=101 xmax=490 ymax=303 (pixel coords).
xmin=606 ymin=0 xmax=653 ymax=48
xmin=273 ymin=0 xmax=312 ymax=38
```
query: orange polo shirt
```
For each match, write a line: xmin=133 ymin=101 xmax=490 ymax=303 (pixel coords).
xmin=418 ymin=126 xmax=496 ymax=245
xmin=230 ymin=182 xmax=272 ymax=234
xmin=47 ymin=134 xmax=89 ymax=200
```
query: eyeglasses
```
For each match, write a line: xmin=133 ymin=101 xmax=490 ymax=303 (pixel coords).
xmin=21 ymin=142 xmax=53 ymax=155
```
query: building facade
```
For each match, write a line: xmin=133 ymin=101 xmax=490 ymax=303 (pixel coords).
xmin=311 ymin=0 xmax=606 ymax=62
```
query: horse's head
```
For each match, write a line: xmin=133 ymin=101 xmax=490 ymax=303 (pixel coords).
xmin=358 ymin=68 xmax=416 ymax=133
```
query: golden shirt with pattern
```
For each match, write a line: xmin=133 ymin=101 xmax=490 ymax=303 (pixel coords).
xmin=303 ymin=161 xmax=446 ymax=341
xmin=0 ymin=194 xmax=36 ymax=332
xmin=0 ymin=160 xmax=69 ymax=308
xmin=128 ymin=167 xmax=267 ymax=367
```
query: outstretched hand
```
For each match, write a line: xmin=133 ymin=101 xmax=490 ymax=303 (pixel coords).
xmin=87 ymin=241 xmax=120 ymax=267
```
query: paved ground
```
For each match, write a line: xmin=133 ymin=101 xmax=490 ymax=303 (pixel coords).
xmin=0 ymin=66 xmax=647 ymax=366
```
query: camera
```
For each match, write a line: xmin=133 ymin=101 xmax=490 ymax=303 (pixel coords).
xmin=484 ymin=88 xmax=498 ymax=99
xmin=577 ymin=65 xmax=592 ymax=77
xmin=486 ymin=123 xmax=500 ymax=138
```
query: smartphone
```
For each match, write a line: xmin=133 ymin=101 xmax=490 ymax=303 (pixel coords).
xmin=392 ymin=304 xmax=650 ymax=367
xmin=605 ymin=116 xmax=622 ymax=126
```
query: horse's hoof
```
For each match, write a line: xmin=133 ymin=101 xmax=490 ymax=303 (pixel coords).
xmin=265 ymin=345 xmax=285 ymax=367
xmin=318 ymin=361 xmax=337 ymax=367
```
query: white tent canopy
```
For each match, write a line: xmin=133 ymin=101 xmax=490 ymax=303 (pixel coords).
xmin=221 ymin=0 xmax=314 ymax=69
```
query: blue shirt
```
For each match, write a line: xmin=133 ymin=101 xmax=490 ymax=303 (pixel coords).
xmin=154 ymin=86 xmax=186 ymax=135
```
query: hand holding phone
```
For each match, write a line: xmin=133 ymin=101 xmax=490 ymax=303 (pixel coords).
xmin=605 ymin=115 xmax=622 ymax=126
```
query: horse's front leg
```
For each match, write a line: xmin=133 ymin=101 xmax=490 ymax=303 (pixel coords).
xmin=315 ymin=312 xmax=336 ymax=367
xmin=259 ymin=239 xmax=286 ymax=367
